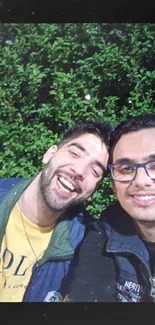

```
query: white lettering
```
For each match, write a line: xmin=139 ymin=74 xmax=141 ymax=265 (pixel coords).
xmin=124 ymin=281 xmax=142 ymax=293
xmin=124 ymin=281 xmax=133 ymax=289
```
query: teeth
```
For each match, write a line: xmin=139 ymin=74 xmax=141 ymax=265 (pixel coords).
xmin=134 ymin=195 xmax=155 ymax=201
xmin=58 ymin=176 xmax=75 ymax=191
xmin=58 ymin=180 xmax=70 ymax=192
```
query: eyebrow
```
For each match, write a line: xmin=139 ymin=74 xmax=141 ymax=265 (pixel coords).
xmin=67 ymin=142 xmax=86 ymax=153
xmin=67 ymin=143 xmax=106 ymax=173
xmin=114 ymin=154 xmax=155 ymax=165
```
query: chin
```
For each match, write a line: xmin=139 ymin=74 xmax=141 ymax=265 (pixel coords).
xmin=132 ymin=213 xmax=155 ymax=223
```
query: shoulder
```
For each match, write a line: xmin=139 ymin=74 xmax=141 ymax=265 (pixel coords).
xmin=0 ymin=178 xmax=24 ymax=203
xmin=76 ymin=220 xmax=108 ymax=257
xmin=68 ymin=204 xmax=94 ymax=227
xmin=100 ymin=201 xmax=122 ymax=221
xmin=0 ymin=178 xmax=24 ymax=188
xmin=99 ymin=201 xmax=135 ymax=236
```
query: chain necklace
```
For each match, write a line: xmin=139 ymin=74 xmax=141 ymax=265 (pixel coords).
xmin=19 ymin=199 xmax=39 ymax=265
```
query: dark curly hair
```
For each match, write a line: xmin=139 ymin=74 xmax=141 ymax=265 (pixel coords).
xmin=58 ymin=120 xmax=113 ymax=152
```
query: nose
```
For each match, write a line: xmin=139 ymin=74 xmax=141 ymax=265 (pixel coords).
xmin=70 ymin=160 xmax=88 ymax=180
xmin=132 ymin=166 xmax=153 ymax=187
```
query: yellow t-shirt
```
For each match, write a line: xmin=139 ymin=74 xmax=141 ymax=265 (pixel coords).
xmin=0 ymin=203 xmax=54 ymax=302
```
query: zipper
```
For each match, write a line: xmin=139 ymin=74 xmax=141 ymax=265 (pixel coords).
xmin=22 ymin=261 xmax=39 ymax=302
xmin=106 ymin=248 xmax=154 ymax=301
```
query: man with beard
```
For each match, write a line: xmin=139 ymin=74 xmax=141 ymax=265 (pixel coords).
xmin=66 ymin=114 xmax=155 ymax=303
xmin=0 ymin=120 xmax=111 ymax=302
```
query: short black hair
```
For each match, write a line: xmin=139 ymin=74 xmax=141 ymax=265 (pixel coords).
xmin=58 ymin=120 xmax=113 ymax=152
xmin=109 ymin=114 xmax=155 ymax=163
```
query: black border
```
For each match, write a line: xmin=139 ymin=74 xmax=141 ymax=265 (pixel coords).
xmin=0 ymin=0 xmax=155 ymax=22
xmin=1 ymin=302 xmax=155 ymax=323
xmin=0 ymin=4 xmax=155 ymax=323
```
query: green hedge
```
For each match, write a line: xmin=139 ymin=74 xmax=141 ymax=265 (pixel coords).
xmin=0 ymin=23 xmax=155 ymax=217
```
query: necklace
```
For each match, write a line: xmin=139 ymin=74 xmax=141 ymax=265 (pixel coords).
xmin=18 ymin=198 xmax=39 ymax=265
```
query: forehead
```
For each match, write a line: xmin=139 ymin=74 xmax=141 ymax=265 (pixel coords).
xmin=65 ymin=133 xmax=105 ymax=149
xmin=63 ymin=133 xmax=109 ymax=162
xmin=113 ymin=128 xmax=155 ymax=162
xmin=67 ymin=133 xmax=102 ymax=146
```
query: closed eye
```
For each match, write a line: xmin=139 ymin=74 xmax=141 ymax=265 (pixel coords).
xmin=91 ymin=167 xmax=100 ymax=178
xmin=69 ymin=150 xmax=81 ymax=158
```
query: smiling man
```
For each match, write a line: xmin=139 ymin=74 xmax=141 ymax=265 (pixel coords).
xmin=66 ymin=114 xmax=155 ymax=303
xmin=110 ymin=129 xmax=155 ymax=223
xmin=0 ymin=120 xmax=111 ymax=302
xmin=39 ymin=132 xmax=107 ymax=215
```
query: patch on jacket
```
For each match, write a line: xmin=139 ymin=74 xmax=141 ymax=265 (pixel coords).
xmin=116 ymin=279 xmax=145 ymax=302
xmin=44 ymin=291 xmax=63 ymax=302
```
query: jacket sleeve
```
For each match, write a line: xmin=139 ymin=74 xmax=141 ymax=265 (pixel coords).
xmin=64 ymin=223 xmax=116 ymax=302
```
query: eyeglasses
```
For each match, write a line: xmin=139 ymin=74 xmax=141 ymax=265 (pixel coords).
xmin=108 ymin=160 xmax=155 ymax=182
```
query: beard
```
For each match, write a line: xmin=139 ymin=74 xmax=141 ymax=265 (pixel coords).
xmin=39 ymin=160 xmax=84 ymax=212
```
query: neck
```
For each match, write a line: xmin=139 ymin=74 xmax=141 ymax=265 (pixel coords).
xmin=19 ymin=173 xmax=64 ymax=227
xmin=134 ymin=220 xmax=155 ymax=243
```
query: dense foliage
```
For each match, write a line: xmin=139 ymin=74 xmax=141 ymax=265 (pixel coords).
xmin=0 ymin=23 xmax=155 ymax=217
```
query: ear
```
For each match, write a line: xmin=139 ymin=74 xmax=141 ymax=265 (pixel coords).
xmin=43 ymin=145 xmax=58 ymax=164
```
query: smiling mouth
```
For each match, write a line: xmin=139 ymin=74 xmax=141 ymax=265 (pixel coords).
xmin=131 ymin=195 xmax=155 ymax=207
xmin=133 ymin=195 xmax=155 ymax=201
xmin=57 ymin=176 xmax=76 ymax=193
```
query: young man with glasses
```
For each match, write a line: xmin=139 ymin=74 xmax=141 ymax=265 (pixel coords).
xmin=66 ymin=114 xmax=155 ymax=302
